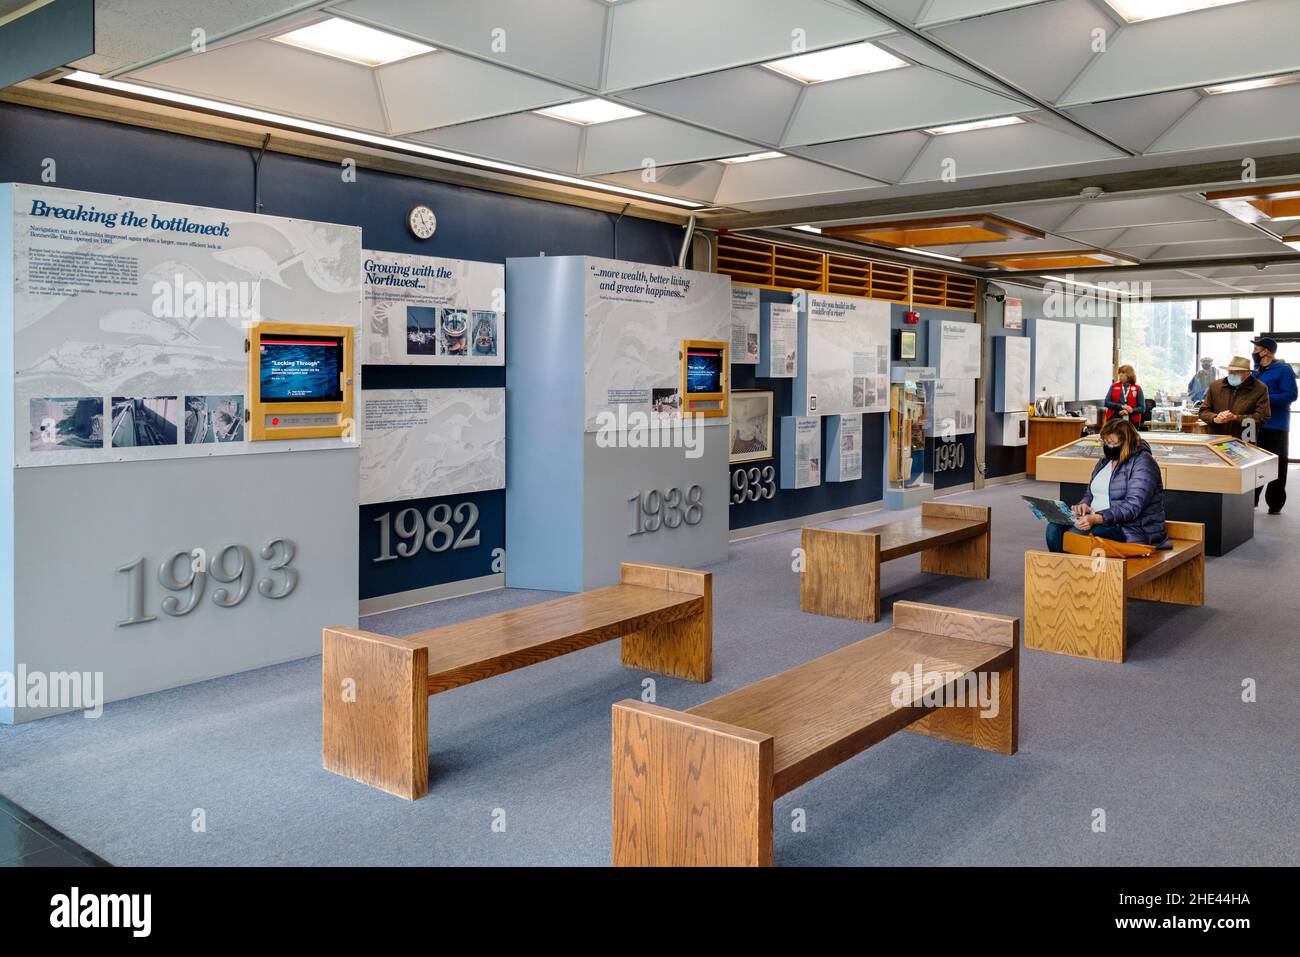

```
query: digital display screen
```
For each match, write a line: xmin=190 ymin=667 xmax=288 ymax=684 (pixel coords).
xmin=686 ymin=349 xmax=723 ymax=394
xmin=258 ymin=334 xmax=344 ymax=403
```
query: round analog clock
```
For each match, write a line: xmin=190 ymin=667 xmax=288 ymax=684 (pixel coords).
xmin=406 ymin=204 xmax=437 ymax=240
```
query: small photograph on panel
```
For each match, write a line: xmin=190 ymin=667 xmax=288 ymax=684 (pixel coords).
xmin=852 ymin=376 xmax=868 ymax=408
xmin=186 ymin=395 xmax=245 ymax=443
xmin=746 ymin=332 xmax=759 ymax=359
xmin=111 ymin=396 xmax=179 ymax=447
xmin=29 ymin=397 xmax=103 ymax=452
xmin=405 ymin=306 xmax=439 ymax=356
xmin=439 ymin=308 xmax=469 ymax=356
xmin=471 ymin=310 xmax=499 ymax=357
xmin=652 ymin=388 xmax=681 ymax=418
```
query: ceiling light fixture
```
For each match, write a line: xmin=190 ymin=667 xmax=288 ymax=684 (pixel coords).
xmin=59 ymin=72 xmax=704 ymax=209
xmin=924 ymin=116 xmax=1026 ymax=136
xmin=898 ymin=247 xmax=963 ymax=262
xmin=718 ymin=151 xmax=784 ymax=164
xmin=762 ymin=41 xmax=908 ymax=84
xmin=1103 ymin=0 xmax=1250 ymax=23
xmin=272 ymin=17 xmax=434 ymax=67
xmin=533 ymin=98 xmax=644 ymax=125
xmin=1203 ymin=72 xmax=1300 ymax=95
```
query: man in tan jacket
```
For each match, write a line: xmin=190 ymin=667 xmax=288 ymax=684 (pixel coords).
xmin=1198 ymin=355 xmax=1271 ymax=438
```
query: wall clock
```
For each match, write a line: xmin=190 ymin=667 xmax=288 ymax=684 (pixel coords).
xmin=407 ymin=204 xmax=437 ymax=240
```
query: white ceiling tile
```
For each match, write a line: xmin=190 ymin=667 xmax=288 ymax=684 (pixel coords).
xmin=127 ymin=39 xmax=385 ymax=131
xmin=378 ymin=53 xmax=576 ymax=134
xmin=580 ymin=115 xmax=760 ymax=176
xmin=617 ymin=65 xmax=800 ymax=146
xmin=917 ymin=0 xmax=1051 ymax=27
xmin=715 ymin=155 xmax=885 ymax=205
xmin=1149 ymin=83 xmax=1300 ymax=153
xmin=784 ymin=66 xmax=1031 ymax=144
xmin=334 ymin=0 xmax=608 ymax=88
xmin=1061 ymin=0 xmax=1300 ymax=106
xmin=901 ymin=121 xmax=1120 ymax=183
xmin=1143 ymin=238 xmax=1289 ymax=259
xmin=1064 ymin=89 xmax=1201 ymax=154
xmin=409 ymin=113 xmax=583 ymax=174
xmin=1055 ymin=195 xmax=1223 ymax=231
xmin=595 ymin=164 xmax=725 ymax=204
xmin=789 ymin=130 xmax=929 ymax=182
xmin=604 ymin=0 xmax=892 ymax=91
xmin=1106 ymin=220 xmax=1264 ymax=247
xmin=929 ymin=0 xmax=1114 ymax=104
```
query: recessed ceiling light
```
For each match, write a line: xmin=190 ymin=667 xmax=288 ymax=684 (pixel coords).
xmin=924 ymin=116 xmax=1026 ymax=136
xmin=793 ymin=225 xmax=822 ymax=234
xmin=1103 ymin=0 xmax=1251 ymax=24
xmin=1204 ymin=72 xmax=1300 ymax=95
xmin=718 ymin=151 xmax=785 ymax=164
xmin=533 ymin=98 xmax=644 ymax=125
xmin=762 ymin=41 xmax=908 ymax=84
xmin=273 ymin=17 xmax=434 ymax=67
xmin=899 ymin=247 xmax=963 ymax=262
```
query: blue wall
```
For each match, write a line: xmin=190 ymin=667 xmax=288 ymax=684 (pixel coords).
xmin=0 ymin=102 xmax=683 ymax=600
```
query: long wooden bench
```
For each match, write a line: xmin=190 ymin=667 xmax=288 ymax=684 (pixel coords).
xmin=1024 ymin=521 xmax=1205 ymax=663
xmin=611 ymin=601 xmax=1018 ymax=866
xmin=323 ymin=562 xmax=711 ymax=799
xmin=800 ymin=501 xmax=991 ymax=622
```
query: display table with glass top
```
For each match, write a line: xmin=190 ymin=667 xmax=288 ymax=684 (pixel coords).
xmin=1035 ymin=433 xmax=1279 ymax=555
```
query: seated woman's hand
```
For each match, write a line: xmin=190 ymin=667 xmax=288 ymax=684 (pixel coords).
xmin=1071 ymin=503 xmax=1091 ymax=517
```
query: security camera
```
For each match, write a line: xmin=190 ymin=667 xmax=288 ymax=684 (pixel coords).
xmin=985 ymin=283 xmax=1007 ymax=304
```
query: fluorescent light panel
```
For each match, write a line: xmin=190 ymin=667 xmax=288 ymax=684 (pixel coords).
xmin=763 ymin=41 xmax=907 ymax=84
xmin=1103 ymin=0 xmax=1251 ymax=23
xmin=273 ymin=17 xmax=433 ymax=67
xmin=1204 ymin=72 xmax=1300 ymax=95
xmin=60 ymin=72 xmax=703 ymax=209
xmin=925 ymin=116 xmax=1025 ymax=136
xmin=533 ymin=98 xmax=643 ymax=125
xmin=718 ymin=151 xmax=784 ymax=164
xmin=899 ymin=246 xmax=963 ymax=262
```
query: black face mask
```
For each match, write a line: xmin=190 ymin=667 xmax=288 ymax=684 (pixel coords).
xmin=1253 ymin=353 xmax=1264 ymax=366
xmin=1103 ymin=444 xmax=1121 ymax=461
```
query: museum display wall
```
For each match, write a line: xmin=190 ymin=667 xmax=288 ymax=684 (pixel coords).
xmin=982 ymin=286 xmax=1115 ymax=481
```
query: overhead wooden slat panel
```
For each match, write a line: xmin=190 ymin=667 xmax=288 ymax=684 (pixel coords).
xmin=715 ymin=233 xmax=774 ymax=287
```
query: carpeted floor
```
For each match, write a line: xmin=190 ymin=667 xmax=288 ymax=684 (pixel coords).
xmin=2 ymin=478 xmax=1297 ymax=866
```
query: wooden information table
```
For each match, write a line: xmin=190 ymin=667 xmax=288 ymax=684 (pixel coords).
xmin=1026 ymin=417 xmax=1086 ymax=478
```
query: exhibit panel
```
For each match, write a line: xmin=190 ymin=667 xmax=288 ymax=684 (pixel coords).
xmin=1026 ymin=318 xmax=1078 ymax=402
xmin=0 ymin=183 xmax=363 ymax=721
xmin=505 ymin=255 xmax=731 ymax=592
xmin=1076 ymin=323 xmax=1114 ymax=403
xmin=992 ymin=335 xmax=1031 ymax=414
xmin=792 ymin=291 xmax=890 ymax=417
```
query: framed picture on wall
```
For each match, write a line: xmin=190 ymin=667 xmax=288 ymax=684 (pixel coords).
xmin=729 ymin=389 xmax=775 ymax=464
xmin=899 ymin=330 xmax=917 ymax=360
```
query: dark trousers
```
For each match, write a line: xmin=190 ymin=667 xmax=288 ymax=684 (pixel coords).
xmin=1046 ymin=522 xmax=1128 ymax=553
xmin=1255 ymin=428 xmax=1289 ymax=512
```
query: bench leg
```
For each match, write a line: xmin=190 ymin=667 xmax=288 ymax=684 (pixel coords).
xmin=1023 ymin=550 xmax=1127 ymax=663
xmin=1129 ymin=551 xmax=1204 ymax=607
xmin=611 ymin=701 xmax=773 ymax=867
xmin=919 ymin=503 xmax=991 ymax=580
xmin=322 ymin=627 xmax=429 ymax=800
xmin=619 ymin=564 xmax=712 ymax=682
xmin=907 ymin=653 xmax=1018 ymax=755
xmin=799 ymin=527 xmax=881 ymax=622
xmin=919 ymin=528 xmax=990 ymax=579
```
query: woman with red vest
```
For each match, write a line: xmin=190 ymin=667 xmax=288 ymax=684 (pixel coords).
xmin=1103 ymin=364 xmax=1145 ymax=429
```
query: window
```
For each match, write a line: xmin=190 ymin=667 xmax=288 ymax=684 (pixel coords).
xmin=1118 ymin=299 xmax=1196 ymax=400
xmin=1272 ymin=296 xmax=1300 ymax=333
xmin=1199 ymin=298 xmax=1268 ymax=377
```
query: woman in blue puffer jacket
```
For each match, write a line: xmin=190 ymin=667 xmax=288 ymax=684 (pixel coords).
xmin=1046 ymin=417 xmax=1170 ymax=552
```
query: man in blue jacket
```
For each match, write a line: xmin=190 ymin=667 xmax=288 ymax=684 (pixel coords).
xmin=1252 ymin=337 xmax=1297 ymax=514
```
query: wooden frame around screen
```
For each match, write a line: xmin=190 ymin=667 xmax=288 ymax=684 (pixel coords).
xmin=247 ymin=321 xmax=354 ymax=441
xmin=681 ymin=338 xmax=729 ymax=418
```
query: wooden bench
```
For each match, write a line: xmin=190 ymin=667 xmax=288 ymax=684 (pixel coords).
xmin=800 ymin=501 xmax=991 ymax=622
xmin=323 ymin=562 xmax=711 ymax=799
xmin=1024 ymin=521 xmax=1205 ymax=663
xmin=611 ymin=602 xmax=1018 ymax=866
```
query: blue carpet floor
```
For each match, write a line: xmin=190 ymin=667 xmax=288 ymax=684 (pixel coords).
xmin=1 ymin=478 xmax=1297 ymax=866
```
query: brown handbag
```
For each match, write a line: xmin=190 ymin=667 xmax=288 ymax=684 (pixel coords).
xmin=1062 ymin=533 xmax=1156 ymax=559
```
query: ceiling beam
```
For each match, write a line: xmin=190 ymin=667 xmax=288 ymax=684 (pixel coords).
xmin=1034 ymin=253 xmax=1300 ymax=276
xmin=699 ymin=152 xmax=1300 ymax=230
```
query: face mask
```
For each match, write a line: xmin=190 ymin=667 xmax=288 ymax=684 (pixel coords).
xmin=1227 ymin=374 xmax=1243 ymax=387
xmin=1252 ymin=353 xmax=1263 ymax=366
xmin=1103 ymin=444 xmax=1121 ymax=461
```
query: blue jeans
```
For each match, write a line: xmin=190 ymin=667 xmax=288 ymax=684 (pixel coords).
xmin=1046 ymin=521 xmax=1128 ymax=553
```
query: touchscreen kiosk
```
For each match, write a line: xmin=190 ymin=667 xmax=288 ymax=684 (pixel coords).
xmin=680 ymin=339 xmax=728 ymax=418
xmin=247 ymin=322 xmax=354 ymax=440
